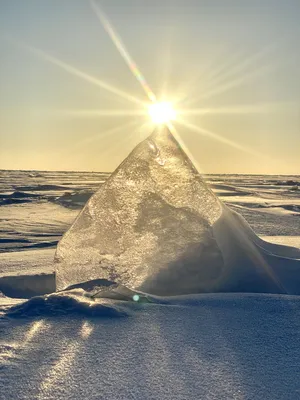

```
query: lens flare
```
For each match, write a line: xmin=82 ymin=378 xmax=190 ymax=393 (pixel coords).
xmin=90 ymin=0 xmax=156 ymax=102
xmin=148 ymin=102 xmax=176 ymax=124
xmin=132 ymin=294 xmax=140 ymax=302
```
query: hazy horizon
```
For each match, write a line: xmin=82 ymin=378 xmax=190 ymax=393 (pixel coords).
xmin=1 ymin=0 xmax=300 ymax=174
xmin=1 ymin=167 xmax=300 ymax=177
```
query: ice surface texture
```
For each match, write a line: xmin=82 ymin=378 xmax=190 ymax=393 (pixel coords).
xmin=55 ymin=127 xmax=300 ymax=295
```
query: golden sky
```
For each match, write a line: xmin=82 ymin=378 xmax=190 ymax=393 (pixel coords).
xmin=0 ymin=0 xmax=300 ymax=174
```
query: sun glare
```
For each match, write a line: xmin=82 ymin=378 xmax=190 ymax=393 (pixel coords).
xmin=148 ymin=102 xmax=176 ymax=124
xmin=14 ymin=1 xmax=273 ymax=159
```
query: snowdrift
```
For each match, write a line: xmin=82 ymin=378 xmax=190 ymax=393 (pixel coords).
xmin=5 ymin=289 xmax=128 ymax=318
xmin=2 ymin=291 xmax=300 ymax=400
xmin=55 ymin=126 xmax=300 ymax=295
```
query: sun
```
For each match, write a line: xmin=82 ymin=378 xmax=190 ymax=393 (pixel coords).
xmin=148 ymin=102 xmax=176 ymax=124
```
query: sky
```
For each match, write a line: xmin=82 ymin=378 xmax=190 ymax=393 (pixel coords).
xmin=0 ymin=0 xmax=300 ymax=174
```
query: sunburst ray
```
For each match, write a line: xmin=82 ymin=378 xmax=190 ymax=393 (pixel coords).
xmin=177 ymin=102 xmax=297 ymax=117
xmin=100 ymin=120 xmax=153 ymax=161
xmin=184 ymin=62 xmax=274 ymax=107
xmin=58 ymin=119 xmax=143 ymax=170
xmin=177 ymin=49 xmax=244 ymax=105
xmin=9 ymin=37 xmax=145 ymax=106
xmin=167 ymin=122 xmax=204 ymax=173
xmin=38 ymin=109 xmax=148 ymax=118
xmin=71 ymin=119 xmax=142 ymax=150
xmin=182 ymin=42 xmax=280 ymax=108
xmin=176 ymin=117 xmax=263 ymax=157
xmin=158 ymin=25 xmax=175 ymax=100
xmin=90 ymin=0 xmax=156 ymax=102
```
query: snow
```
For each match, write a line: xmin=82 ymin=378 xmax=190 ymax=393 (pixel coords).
xmin=0 ymin=249 xmax=55 ymax=298
xmin=0 ymin=248 xmax=55 ymax=277
xmin=0 ymin=202 xmax=76 ymax=252
xmin=0 ymin=145 xmax=300 ymax=399
xmin=1 ymin=292 xmax=300 ymax=399
xmin=261 ymin=236 xmax=300 ymax=248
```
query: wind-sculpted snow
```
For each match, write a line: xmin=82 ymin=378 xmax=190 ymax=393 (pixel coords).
xmin=55 ymin=127 xmax=300 ymax=295
xmin=5 ymin=289 xmax=128 ymax=318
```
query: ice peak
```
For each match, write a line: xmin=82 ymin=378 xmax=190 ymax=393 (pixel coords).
xmin=55 ymin=125 xmax=222 ymax=293
xmin=55 ymin=125 xmax=299 ymax=296
xmin=149 ymin=124 xmax=174 ymax=140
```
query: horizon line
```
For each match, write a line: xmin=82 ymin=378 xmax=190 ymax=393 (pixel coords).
xmin=0 ymin=168 xmax=299 ymax=177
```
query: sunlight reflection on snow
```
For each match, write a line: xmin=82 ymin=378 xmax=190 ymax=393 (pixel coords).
xmin=37 ymin=321 xmax=94 ymax=398
xmin=38 ymin=341 xmax=80 ymax=398
xmin=80 ymin=321 xmax=94 ymax=339
xmin=24 ymin=320 xmax=46 ymax=344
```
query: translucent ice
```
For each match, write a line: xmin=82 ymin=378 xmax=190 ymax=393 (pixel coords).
xmin=55 ymin=126 xmax=300 ymax=295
